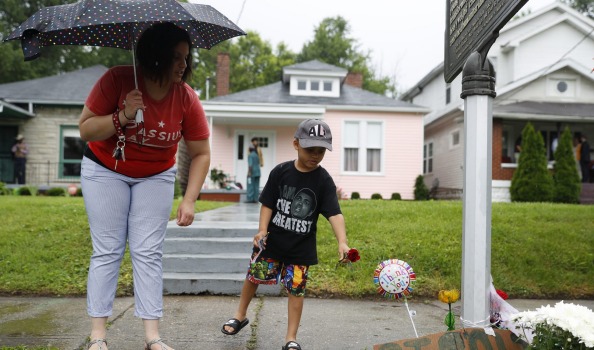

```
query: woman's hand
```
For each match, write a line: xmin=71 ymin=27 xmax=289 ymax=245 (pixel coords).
xmin=123 ymin=89 xmax=144 ymax=119
xmin=176 ymin=198 xmax=195 ymax=226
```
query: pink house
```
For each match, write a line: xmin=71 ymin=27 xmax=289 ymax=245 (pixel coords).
xmin=199 ymin=56 xmax=429 ymax=200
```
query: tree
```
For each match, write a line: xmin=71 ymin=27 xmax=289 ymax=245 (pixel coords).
xmin=553 ymin=127 xmax=581 ymax=203
xmin=562 ymin=0 xmax=594 ymax=18
xmin=190 ymin=31 xmax=296 ymax=99
xmin=510 ymin=123 xmax=554 ymax=202
xmin=414 ymin=175 xmax=429 ymax=200
xmin=297 ymin=16 xmax=394 ymax=96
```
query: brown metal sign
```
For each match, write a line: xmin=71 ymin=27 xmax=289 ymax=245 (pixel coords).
xmin=444 ymin=0 xmax=528 ymax=83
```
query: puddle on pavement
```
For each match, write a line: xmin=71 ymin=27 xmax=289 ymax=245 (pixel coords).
xmin=0 ymin=302 xmax=33 ymax=315
xmin=0 ymin=309 xmax=58 ymax=336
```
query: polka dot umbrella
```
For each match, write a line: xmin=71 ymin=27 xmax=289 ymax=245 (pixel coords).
xmin=5 ymin=0 xmax=245 ymax=60
xmin=4 ymin=0 xmax=245 ymax=124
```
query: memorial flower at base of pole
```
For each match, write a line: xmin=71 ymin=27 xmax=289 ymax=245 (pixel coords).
xmin=438 ymin=289 xmax=460 ymax=331
xmin=513 ymin=301 xmax=594 ymax=349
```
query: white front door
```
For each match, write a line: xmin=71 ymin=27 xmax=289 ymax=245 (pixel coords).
xmin=234 ymin=130 xmax=275 ymax=190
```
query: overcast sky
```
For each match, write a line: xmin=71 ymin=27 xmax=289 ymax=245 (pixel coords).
xmin=192 ymin=0 xmax=557 ymax=92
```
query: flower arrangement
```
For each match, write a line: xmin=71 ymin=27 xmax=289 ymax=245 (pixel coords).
xmin=438 ymin=289 xmax=460 ymax=331
xmin=513 ymin=301 xmax=594 ymax=349
xmin=336 ymin=248 xmax=360 ymax=268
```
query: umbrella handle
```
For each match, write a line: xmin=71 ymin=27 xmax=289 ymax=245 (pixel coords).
xmin=135 ymin=109 xmax=144 ymax=124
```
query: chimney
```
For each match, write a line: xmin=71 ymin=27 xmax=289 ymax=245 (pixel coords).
xmin=216 ymin=52 xmax=230 ymax=96
xmin=345 ymin=72 xmax=363 ymax=88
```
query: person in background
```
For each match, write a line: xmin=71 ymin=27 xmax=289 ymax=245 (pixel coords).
xmin=222 ymin=119 xmax=350 ymax=350
xmin=78 ymin=23 xmax=210 ymax=350
xmin=11 ymin=134 xmax=28 ymax=184
xmin=580 ymin=134 xmax=591 ymax=183
xmin=246 ymin=147 xmax=261 ymax=203
xmin=251 ymin=137 xmax=264 ymax=167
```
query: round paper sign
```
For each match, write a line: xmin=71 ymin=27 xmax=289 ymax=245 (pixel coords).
xmin=373 ymin=259 xmax=416 ymax=299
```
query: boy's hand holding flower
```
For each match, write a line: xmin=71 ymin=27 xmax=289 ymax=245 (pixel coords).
xmin=336 ymin=247 xmax=360 ymax=268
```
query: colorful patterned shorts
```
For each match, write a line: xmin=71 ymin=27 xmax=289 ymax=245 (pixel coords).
xmin=247 ymin=252 xmax=309 ymax=297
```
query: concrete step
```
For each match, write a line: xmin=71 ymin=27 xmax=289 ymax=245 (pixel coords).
xmin=163 ymin=237 xmax=253 ymax=255
xmin=162 ymin=272 xmax=281 ymax=295
xmin=166 ymin=221 xmax=257 ymax=238
xmin=163 ymin=253 xmax=250 ymax=273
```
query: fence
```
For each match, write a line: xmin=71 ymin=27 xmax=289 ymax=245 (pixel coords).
xmin=1 ymin=161 xmax=80 ymax=187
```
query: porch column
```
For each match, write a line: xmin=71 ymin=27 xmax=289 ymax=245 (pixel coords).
xmin=460 ymin=51 xmax=496 ymax=327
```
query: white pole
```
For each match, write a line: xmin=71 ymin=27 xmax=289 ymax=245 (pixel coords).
xmin=460 ymin=51 xmax=495 ymax=327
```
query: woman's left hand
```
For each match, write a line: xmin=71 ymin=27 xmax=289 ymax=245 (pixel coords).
xmin=176 ymin=199 xmax=195 ymax=226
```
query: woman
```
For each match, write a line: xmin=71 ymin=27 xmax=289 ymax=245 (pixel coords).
xmin=79 ymin=23 xmax=210 ymax=350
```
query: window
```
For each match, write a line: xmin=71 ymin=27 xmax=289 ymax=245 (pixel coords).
xmin=450 ymin=130 xmax=460 ymax=148
xmin=323 ymin=81 xmax=332 ymax=91
xmin=423 ymin=142 xmax=433 ymax=174
xmin=446 ymin=83 xmax=451 ymax=104
xmin=60 ymin=126 xmax=85 ymax=178
xmin=342 ymin=121 xmax=383 ymax=173
xmin=311 ymin=80 xmax=320 ymax=91
xmin=297 ymin=80 xmax=306 ymax=90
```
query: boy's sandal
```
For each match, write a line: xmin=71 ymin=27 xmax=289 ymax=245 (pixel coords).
xmin=221 ymin=318 xmax=249 ymax=335
xmin=88 ymin=338 xmax=107 ymax=350
xmin=145 ymin=338 xmax=171 ymax=350
xmin=282 ymin=340 xmax=302 ymax=350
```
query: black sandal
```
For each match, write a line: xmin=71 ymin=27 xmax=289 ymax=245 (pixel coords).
xmin=88 ymin=339 xmax=107 ymax=350
xmin=282 ymin=340 xmax=302 ymax=350
xmin=221 ymin=318 xmax=249 ymax=335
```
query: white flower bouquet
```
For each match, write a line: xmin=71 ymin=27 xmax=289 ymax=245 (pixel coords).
xmin=512 ymin=301 xmax=594 ymax=349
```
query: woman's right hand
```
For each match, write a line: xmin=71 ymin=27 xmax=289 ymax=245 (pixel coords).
xmin=123 ymin=89 xmax=144 ymax=119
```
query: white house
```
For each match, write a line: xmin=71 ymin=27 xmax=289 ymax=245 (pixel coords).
xmin=401 ymin=1 xmax=594 ymax=201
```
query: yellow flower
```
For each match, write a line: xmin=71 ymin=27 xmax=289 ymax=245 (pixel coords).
xmin=438 ymin=289 xmax=460 ymax=304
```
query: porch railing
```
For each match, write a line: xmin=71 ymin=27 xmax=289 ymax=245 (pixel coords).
xmin=1 ymin=161 xmax=80 ymax=187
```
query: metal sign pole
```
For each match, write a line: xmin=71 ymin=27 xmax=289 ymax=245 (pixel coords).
xmin=460 ymin=51 xmax=496 ymax=326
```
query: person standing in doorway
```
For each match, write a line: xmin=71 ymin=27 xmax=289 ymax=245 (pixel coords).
xmin=580 ymin=134 xmax=591 ymax=183
xmin=246 ymin=147 xmax=261 ymax=203
xmin=251 ymin=137 xmax=264 ymax=167
xmin=11 ymin=134 xmax=28 ymax=184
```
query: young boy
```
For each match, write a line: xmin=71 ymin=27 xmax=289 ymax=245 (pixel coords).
xmin=221 ymin=119 xmax=350 ymax=350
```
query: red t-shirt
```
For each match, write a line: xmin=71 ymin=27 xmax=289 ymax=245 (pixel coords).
xmin=85 ymin=66 xmax=209 ymax=177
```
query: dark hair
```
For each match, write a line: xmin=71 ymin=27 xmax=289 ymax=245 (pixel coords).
xmin=136 ymin=22 xmax=193 ymax=85
xmin=251 ymin=137 xmax=258 ymax=142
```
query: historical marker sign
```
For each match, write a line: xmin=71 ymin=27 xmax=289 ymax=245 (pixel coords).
xmin=444 ymin=0 xmax=528 ymax=83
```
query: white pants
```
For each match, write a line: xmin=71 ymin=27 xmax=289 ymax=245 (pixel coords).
xmin=81 ymin=156 xmax=176 ymax=319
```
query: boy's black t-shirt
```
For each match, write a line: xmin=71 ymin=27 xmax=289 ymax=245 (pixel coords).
xmin=259 ymin=160 xmax=341 ymax=265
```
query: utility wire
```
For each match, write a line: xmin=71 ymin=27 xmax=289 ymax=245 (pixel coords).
xmin=236 ymin=0 xmax=247 ymax=25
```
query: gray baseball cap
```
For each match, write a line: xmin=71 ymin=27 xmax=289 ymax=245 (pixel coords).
xmin=294 ymin=119 xmax=333 ymax=151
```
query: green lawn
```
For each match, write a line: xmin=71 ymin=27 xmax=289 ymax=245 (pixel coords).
xmin=1 ymin=197 xmax=593 ymax=299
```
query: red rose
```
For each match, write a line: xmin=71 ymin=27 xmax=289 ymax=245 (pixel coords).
xmin=346 ymin=248 xmax=360 ymax=262
xmin=496 ymin=289 xmax=508 ymax=300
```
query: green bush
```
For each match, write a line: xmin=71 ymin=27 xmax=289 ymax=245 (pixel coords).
xmin=553 ymin=127 xmax=581 ymax=204
xmin=17 ymin=186 xmax=32 ymax=196
xmin=414 ymin=175 xmax=429 ymax=200
xmin=75 ymin=187 xmax=83 ymax=197
xmin=46 ymin=187 xmax=66 ymax=196
xmin=350 ymin=192 xmax=360 ymax=200
xmin=0 ymin=182 xmax=11 ymax=195
xmin=510 ymin=123 xmax=554 ymax=202
xmin=370 ymin=193 xmax=383 ymax=200
xmin=391 ymin=193 xmax=401 ymax=200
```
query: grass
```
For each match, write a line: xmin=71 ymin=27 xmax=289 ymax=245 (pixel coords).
xmin=1 ymin=197 xmax=593 ymax=300
xmin=0 ymin=197 xmax=228 ymax=296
